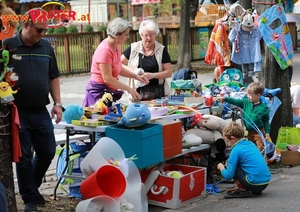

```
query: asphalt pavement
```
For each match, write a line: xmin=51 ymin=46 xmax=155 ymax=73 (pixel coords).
xmin=13 ymin=50 xmax=300 ymax=211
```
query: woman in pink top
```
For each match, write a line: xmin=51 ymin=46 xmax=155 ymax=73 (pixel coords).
xmin=83 ymin=17 xmax=149 ymax=106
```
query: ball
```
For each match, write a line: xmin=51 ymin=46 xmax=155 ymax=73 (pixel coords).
xmin=171 ymin=171 xmax=182 ymax=178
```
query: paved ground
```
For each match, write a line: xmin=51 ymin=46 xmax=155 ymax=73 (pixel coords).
xmin=13 ymin=50 xmax=300 ymax=211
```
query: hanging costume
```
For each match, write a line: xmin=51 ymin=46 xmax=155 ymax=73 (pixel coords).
xmin=229 ymin=13 xmax=263 ymax=84
xmin=205 ymin=18 xmax=231 ymax=74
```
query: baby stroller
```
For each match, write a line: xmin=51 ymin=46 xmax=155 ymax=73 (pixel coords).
xmin=171 ymin=68 xmax=202 ymax=96
xmin=171 ymin=68 xmax=202 ymax=129
xmin=172 ymin=68 xmax=198 ymax=81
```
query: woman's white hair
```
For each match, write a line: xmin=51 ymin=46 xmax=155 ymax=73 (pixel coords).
xmin=107 ymin=17 xmax=131 ymax=38
xmin=139 ymin=20 xmax=160 ymax=36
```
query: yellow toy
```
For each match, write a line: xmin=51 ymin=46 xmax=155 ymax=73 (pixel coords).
xmin=94 ymin=92 xmax=113 ymax=114
xmin=0 ymin=81 xmax=17 ymax=103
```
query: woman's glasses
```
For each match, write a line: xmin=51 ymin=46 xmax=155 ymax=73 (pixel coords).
xmin=141 ymin=34 xmax=156 ymax=39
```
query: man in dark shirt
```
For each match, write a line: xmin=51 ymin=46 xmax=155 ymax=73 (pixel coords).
xmin=3 ymin=8 xmax=62 ymax=212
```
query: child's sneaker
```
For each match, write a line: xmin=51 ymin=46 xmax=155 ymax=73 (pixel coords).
xmin=224 ymin=189 xmax=250 ymax=199
xmin=251 ymin=191 xmax=262 ymax=195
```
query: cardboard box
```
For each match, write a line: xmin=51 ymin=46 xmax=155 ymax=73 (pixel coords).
xmin=105 ymin=123 xmax=163 ymax=169
xmin=151 ymin=120 xmax=182 ymax=159
xmin=140 ymin=164 xmax=206 ymax=209
xmin=281 ymin=150 xmax=300 ymax=165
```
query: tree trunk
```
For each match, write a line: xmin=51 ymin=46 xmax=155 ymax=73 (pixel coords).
xmin=190 ymin=0 xmax=199 ymax=23
xmin=176 ymin=0 xmax=192 ymax=70
xmin=255 ymin=1 xmax=293 ymax=142
xmin=0 ymin=103 xmax=17 ymax=212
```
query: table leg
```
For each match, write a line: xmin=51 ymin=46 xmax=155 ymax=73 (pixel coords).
xmin=53 ymin=127 xmax=72 ymax=200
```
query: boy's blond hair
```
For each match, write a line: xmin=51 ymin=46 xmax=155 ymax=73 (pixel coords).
xmin=246 ymin=82 xmax=264 ymax=95
xmin=222 ymin=122 xmax=244 ymax=140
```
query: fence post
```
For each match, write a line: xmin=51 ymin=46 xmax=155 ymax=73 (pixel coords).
xmin=64 ymin=35 xmax=71 ymax=74
xmin=162 ymin=27 xmax=168 ymax=52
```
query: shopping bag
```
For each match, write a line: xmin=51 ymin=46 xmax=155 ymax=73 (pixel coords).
xmin=276 ymin=127 xmax=300 ymax=150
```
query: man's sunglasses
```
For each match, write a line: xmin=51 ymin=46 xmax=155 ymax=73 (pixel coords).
xmin=30 ymin=25 xmax=48 ymax=34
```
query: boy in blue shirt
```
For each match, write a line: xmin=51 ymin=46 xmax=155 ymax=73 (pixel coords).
xmin=217 ymin=122 xmax=272 ymax=198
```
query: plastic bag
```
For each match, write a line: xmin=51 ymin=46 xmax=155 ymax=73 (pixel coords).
xmin=276 ymin=127 xmax=300 ymax=150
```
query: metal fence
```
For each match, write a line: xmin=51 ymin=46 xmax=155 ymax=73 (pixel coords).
xmin=44 ymin=26 xmax=213 ymax=76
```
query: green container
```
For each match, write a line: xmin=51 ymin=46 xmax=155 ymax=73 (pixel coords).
xmin=276 ymin=143 xmax=288 ymax=150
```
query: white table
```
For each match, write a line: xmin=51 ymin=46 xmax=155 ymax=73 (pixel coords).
xmin=53 ymin=108 xmax=211 ymax=199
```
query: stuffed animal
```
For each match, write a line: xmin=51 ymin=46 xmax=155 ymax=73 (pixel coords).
xmin=183 ymin=114 xmax=228 ymax=154
xmin=62 ymin=104 xmax=85 ymax=124
xmin=184 ymin=115 xmax=227 ymax=143
xmin=4 ymin=70 xmax=18 ymax=87
xmin=94 ymin=92 xmax=113 ymax=114
xmin=117 ymin=103 xmax=151 ymax=127
xmin=120 ymin=198 xmax=134 ymax=212
xmin=0 ymin=81 xmax=17 ymax=103
xmin=196 ymin=114 xmax=229 ymax=133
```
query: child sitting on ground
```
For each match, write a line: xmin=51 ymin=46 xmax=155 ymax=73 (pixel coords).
xmin=216 ymin=81 xmax=270 ymax=151
xmin=217 ymin=122 xmax=272 ymax=198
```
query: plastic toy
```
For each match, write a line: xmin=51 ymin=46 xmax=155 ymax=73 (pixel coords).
xmin=94 ymin=92 xmax=114 ymax=114
xmin=0 ymin=81 xmax=18 ymax=103
xmin=4 ymin=70 xmax=18 ymax=87
xmin=120 ymin=198 xmax=134 ymax=212
xmin=104 ymin=103 xmax=123 ymax=120
xmin=117 ymin=103 xmax=151 ymax=127
xmin=206 ymin=175 xmax=225 ymax=194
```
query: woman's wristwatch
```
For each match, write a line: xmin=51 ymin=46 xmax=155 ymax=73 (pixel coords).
xmin=152 ymin=73 xmax=156 ymax=79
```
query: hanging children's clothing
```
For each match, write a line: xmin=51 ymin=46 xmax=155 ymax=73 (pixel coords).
xmin=228 ymin=13 xmax=263 ymax=84
xmin=205 ymin=17 xmax=231 ymax=74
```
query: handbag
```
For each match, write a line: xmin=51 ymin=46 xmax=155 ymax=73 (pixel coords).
xmin=137 ymin=53 xmax=165 ymax=100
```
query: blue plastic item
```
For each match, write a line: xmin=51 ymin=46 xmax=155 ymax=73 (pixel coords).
xmin=206 ymin=184 xmax=221 ymax=194
xmin=105 ymin=123 xmax=164 ymax=169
